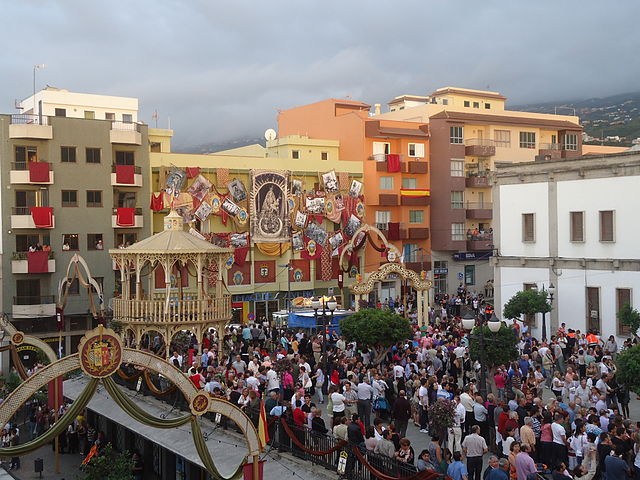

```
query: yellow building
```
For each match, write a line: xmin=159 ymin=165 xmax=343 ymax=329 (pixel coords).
xmin=147 ymin=133 xmax=362 ymax=323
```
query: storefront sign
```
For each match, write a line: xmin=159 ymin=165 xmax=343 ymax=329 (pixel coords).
xmin=452 ymin=251 xmax=492 ymax=261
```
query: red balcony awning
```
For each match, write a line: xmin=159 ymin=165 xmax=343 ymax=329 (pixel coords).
xmin=27 ymin=251 xmax=49 ymax=273
xmin=30 ymin=207 xmax=54 ymax=228
xmin=115 ymin=165 xmax=135 ymax=184
xmin=116 ymin=208 xmax=136 ymax=227
xmin=28 ymin=162 xmax=50 ymax=182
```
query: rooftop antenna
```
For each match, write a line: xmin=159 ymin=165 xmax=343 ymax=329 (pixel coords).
xmin=152 ymin=110 xmax=159 ymax=128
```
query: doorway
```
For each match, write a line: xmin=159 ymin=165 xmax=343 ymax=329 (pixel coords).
xmin=586 ymin=287 xmax=600 ymax=332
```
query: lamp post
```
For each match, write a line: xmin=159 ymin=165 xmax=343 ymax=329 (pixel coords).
xmin=33 ymin=64 xmax=45 ymax=122
xmin=462 ymin=310 xmax=501 ymax=400
xmin=311 ymin=297 xmax=337 ymax=377
xmin=540 ymin=282 xmax=555 ymax=342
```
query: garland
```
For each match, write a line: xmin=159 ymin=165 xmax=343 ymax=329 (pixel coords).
xmin=191 ymin=416 xmax=246 ymax=480
xmin=367 ymin=233 xmax=388 ymax=252
xmin=117 ymin=367 xmax=142 ymax=382
xmin=143 ymin=369 xmax=178 ymax=396
xmin=0 ymin=378 xmax=98 ymax=457
xmin=280 ymin=418 xmax=347 ymax=456
xmin=351 ymin=445 xmax=446 ymax=480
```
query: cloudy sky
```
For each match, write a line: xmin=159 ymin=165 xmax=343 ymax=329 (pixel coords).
xmin=2 ymin=1 xmax=638 ymax=148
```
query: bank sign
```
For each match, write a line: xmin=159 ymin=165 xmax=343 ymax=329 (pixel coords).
xmin=452 ymin=251 xmax=492 ymax=261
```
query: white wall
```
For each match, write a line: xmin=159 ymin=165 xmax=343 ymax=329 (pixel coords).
xmin=21 ymin=89 xmax=138 ymax=121
xmin=557 ymin=177 xmax=639 ymax=259
xmin=498 ymin=183 xmax=549 ymax=257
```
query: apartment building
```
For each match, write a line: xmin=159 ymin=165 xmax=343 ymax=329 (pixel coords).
xmin=493 ymin=152 xmax=640 ymax=340
xmin=0 ymin=91 xmax=150 ymax=355
xmin=149 ymin=134 xmax=363 ymax=322
xmin=374 ymin=87 xmax=583 ymax=297
xmin=277 ymin=99 xmax=431 ymax=304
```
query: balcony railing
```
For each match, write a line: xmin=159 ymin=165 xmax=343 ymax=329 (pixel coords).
xmin=466 ymin=202 xmax=493 ymax=209
xmin=465 ymin=138 xmax=497 ymax=147
xmin=13 ymin=206 xmax=49 ymax=215
xmin=13 ymin=295 xmax=55 ymax=306
xmin=467 ymin=232 xmax=493 ymax=241
xmin=111 ymin=295 xmax=231 ymax=324
xmin=112 ymin=164 xmax=142 ymax=174
xmin=10 ymin=114 xmax=49 ymax=126
xmin=13 ymin=251 xmax=55 ymax=260
xmin=110 ymin=121 xmax=141 ymax=132
xmin=539 ymin=142 xmax=561 ymax=150
xmin=112 ymin=207 xmax=143 ymax=215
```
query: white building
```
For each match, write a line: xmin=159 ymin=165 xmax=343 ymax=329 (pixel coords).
xmin=18 ymin=87 xmax=138 ymax=123
xmin=493 ymin=152 xmax=640 ymax=340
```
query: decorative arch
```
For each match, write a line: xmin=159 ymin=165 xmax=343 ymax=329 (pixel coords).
xmin=0 ymin=315 xmax=57 ymax=364
xmin=338 ymin=224 xmax=402 ymax=272
xmin=58 ymin=254 xmax=104 ymax=317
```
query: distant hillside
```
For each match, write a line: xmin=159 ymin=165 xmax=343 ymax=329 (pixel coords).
xmin=175 ymin=136 xmax=264 ymax=154
xmin=512 ymin=91 xmax=640 ymax=145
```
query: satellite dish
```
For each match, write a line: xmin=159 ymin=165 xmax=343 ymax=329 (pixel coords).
xmin=264 ymin=128 xmax=277 ymax=141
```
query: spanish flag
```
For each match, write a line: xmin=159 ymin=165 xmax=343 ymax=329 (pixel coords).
xmin=400 ymin=189 xmax=430 ymax=197
xmin=258 ymin=399 xmax=269 ymax=449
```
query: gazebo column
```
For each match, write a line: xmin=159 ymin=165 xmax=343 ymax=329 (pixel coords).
xmin=216 ymin=257 xmax=223 ymax=298
xmin=197 ymin=255 xmax=203 ymax=300
xmin=216 ymin=323 xmax=225 ymax=360
xmin=135 ymin=255 xmax=142 ymax=301
xmin=163 ymin=258 xmax=171 ymax=324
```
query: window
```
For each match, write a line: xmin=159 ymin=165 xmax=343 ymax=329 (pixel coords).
xmin=375 ymin=211 xmax=390 ymax=229
xmin=150 ymin=142 xmax=161 ymax=152
xmin=522 ymin=213 xmax=535 ymax=242
xmin=451 ymin=223 xmax=465 ymax=241
xmin=115 ymin=233 xmax=137 ymax=247
xmin=519 ymin=132 xmax=536 ymax=149
xmin=15 ymin=146 xmax=38 ymax=166
xmin=373 ymin=142 xmax=391 ymax=157
xmin=292 ymin=150 xmax=300 ymax=159
xmin=16 ymin=279 xmax=40 ymax=304
xmin=408 ymin=143 xmax=425 ymax=157
xmin=464 ymin=265 xmax=475 ymax=285
xmin=66 ymin=278 xmax=80 ymax=295
xmin=54 ymin=108 xmax=66 ymax=117
xmin=105 ymin=112 xmax=115 ymax=121
xmin=379 ymin=176 xmax=393 ymax=190
xmin=62 ymin=234 xmax=79 ymax=251
xmin=115 ymin=151 xmax=134 ymax=165
xmin=570 ymin=211 xmax=584 ymax=242
xmin=115 ymin=191 xmax=137 ymax=208
xmin=16 ymin=234 xmax=49 ymax=252
xmin=84 ymin=110 xmax=95 ymax=119
xmin=122 ymin=114 xmax=133 ymax=123
xmin=563 ymin=134 xmax=578 ymax=151
xmin=61 ymin=146 xmax=77 ymax=163
xmin=86 ymin=190 xmax=102 ymax=207
xmin=450 ymin=159 xmax=464 ymax=177
xmin=91 ymin=277 xmax=104 ymax=294
xmin=617 ymin=288 xmax=632 ymax=335
xmin=442 ymin=99 xmax=449 ymax=105
xmin=463 ymin=101 xmax=470 ymax=107
xmin=16 ymin=190 xmax=46 ymax=208
xmin=61 ymin=190 xmax=78 ymax=207
xmin=87 ymin=234 xmax=104 ymax=250
xmin=402 ymin=177 xmax=417 ymax=189
xmin=409 ymin=210 xmax=424 ymax=223
xmin=403 ymin=244 xmax=419 ymax=262
xmin=485 ymin=103 xmax=491 ymax=109
xmin=450 ymin=126 xmax=464 ymax=144
xmin=494 ymin=130 xmax=511 ymax=148
xmin=451 ymin=191 xmax=464 ymax=209
xmin=321 ymin=152 xmax=328 ymax=160
xmin=473 ymin=102 xmax=480 ymax=108
xmin=599 ymin=210 xmax=615 ymax=242
xmin=523 ymin=283 xmax=537 ymax=326
xmin=86 ymin=148 xmax=101 ymax=164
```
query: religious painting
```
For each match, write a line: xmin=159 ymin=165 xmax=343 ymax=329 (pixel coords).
xmin=329 ymin=231 xmax=345 ymax=251
xmin=165 ymin=167 xmax=187 ymax=196
xmin=349 ymin=180 xmax=363 ymax=198
xmin=251 ymin=170 xmax=290 ymax=243
xmin=292 ymin=179 xmax=303 ymax=196
xmin=227 ymin=179 xmax=247 ymax=203
xmin=344 ymin=214 xmax=361 ymax=237
xmin=187 ymin=175 xmax=212 ymax=202
xmin=294 ymin=211 xmax=307 ymax=229
xmin=230 ymin=232 xmax=249 ymax=248
xmin=175 ymin=205 xmax=194 ymax=223
xmin=305 ymin=222 xmax=328 ymax=246
xmin=292 ymin=232 xmax=304 ymax=251
xmin=195 ymin=201 xmax=212 ymax=221
xmin=305 ymin=196 xmax=325 ymax=214
xmin=322 ymin=170 xmax=339 ymax=193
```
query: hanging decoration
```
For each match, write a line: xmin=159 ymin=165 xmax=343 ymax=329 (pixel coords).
xmin=194 ymin=201 xmax=212 ymax=222
xmin=321 ymin=170 xmax=339 ymax=193
xmin=349 ymin=179 xmax=363 ymax=197
xmin=227 ymin=179 xmax=247 ymax=203
xmin=255 ymin=242 xmax=290 ymax=256
xmin=250 ymin=170 xmax=290 ymax=243
xmin=216 ymin=168 xmax=230 ymax=187
xmin=164 ymin=167 xmax=187 ymax=196
xmin=304 ymin=222 xmax=328 ymax=246
xmin=221 ymin=197 xmax=240 ymax=217
xmin=300 ymin=238 xmax=322 ymax=260
xmin=187 ymin=175 xmax=212 ymax=203
xmin=292 ymin=232 xmax=304 ymax=251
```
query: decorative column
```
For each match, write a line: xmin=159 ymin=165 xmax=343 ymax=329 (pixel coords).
xmin=197 ymin=255 xmax=203 ymax=301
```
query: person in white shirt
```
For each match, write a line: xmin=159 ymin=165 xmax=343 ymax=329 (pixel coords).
xmin=449 ymin=395 xmax=466 ymax=453
xmin=265 ymin=366 xmax=279 ymax=393
xmin=330 ymin=386 xmax=346 ymax=425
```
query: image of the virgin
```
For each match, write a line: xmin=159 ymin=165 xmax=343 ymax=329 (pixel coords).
xmin=257 ymin=183 xmax=284 ymax=236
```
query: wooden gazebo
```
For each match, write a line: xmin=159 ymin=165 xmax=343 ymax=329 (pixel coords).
xmin=109 ymin=210 xmax=232 ymax=357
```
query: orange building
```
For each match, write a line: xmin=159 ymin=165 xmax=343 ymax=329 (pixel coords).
xmin=278 ymin=99 xmax=431 ymax=301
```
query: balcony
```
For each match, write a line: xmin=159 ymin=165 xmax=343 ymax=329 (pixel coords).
xmin=465 ymin=174 xmax=490 ymax=188
xmin=407 ymin=161 xmax=428 ymax=174
xmin=467 ymin=234 xmax=493 ymax=251
xmin=110 ymin=121 xmax=142 ymax=145
xmin=538 ymin=143 xmax=562 ymax=160
xmin=11 ymin=251 xmax=56 ymax=274
xmin=10 ymin=162 xmax=54 ymax=185
xmin=378 ymin=194 xmax=399 ymax=206
xmin=465 ymin=202 xmax=493 ymax=219
xmin=111 ymin=165 xmax=143 ymax=187
xmin=111 ymin=295 xmax=231 ymax=325
xmin=12 ymin=295 xmax=56 ymax=318
xmin=112 ymin=207 xmax=144 ymax=228
xmin=9 ymin=115 xmax=53 ymax=139
xmin=405 ymin=261 xmax=432 ymax=273
xmin=11 ymin=207 xmax=55 ymax=229
xmin=465 ymin=138 xmax=496 ymax=157
xmin=371 ymin=154 xmax=409 ymax=173
xmin=400 ymin=195 xmax=430 ymax=206
xmin=408 ymin=227 xmax=430 ymax=240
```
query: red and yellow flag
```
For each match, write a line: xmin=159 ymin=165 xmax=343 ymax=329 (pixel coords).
xmin=400 ymin=189 xmax=430 ymax=197
xmin=258 ymin=399 xmax=269 ymax=448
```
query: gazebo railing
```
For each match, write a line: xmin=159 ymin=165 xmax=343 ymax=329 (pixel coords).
xmin=111 ymin=295 xmax=231 ymax=323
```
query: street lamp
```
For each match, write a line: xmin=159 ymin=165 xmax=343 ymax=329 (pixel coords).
xmin=33 ymin=64 xmax=45 ymax=122
xmin=462 ymin=309 xmax=501 ymax=400
xmin=311 ymin=297 xmax=337 ymax=378
xmin=539 ymin=282 xmax=555 ymax=342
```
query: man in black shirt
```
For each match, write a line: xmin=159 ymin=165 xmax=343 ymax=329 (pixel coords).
xmin=301 ymin=394 xmax=316 ymax=414
xmin=347 ymin=414 xmax=365 ymax=447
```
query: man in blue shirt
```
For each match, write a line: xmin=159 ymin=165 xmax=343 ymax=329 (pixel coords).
xmin=486 ymin=458 xmax=509 ymax=480
xmin=604 ymin=447 xmax=630 ymax=479
xmin=447 ymin=451 xmax=468 ymax=480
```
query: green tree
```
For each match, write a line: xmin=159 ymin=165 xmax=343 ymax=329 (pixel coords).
xmin=617 ymin=303 xmax=640 ymax=337
xmin=615 ymin=344 xmax=640 ymax=394
xmin=503 ymin=289 xmax=551 ymax=321
xmin=80 ymin=443 xmax=134 ymax=480
xmin=468 ymin=325 xmax=519 ymax=368
xmin=340 ymin=309 xmax=412 ymax=365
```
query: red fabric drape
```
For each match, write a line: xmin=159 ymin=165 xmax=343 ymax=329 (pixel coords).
xmin=115 ymin=165 xmax=135 ymax=184
xmin=150 ymin=193 xmax=164 ymax=211
xmin=388 ymin=222 xmax=400 ymax=241
xmin=233 ymin=247 xmax=249 ymax=267
xmin=30 ymin=207 xmax=54 ymax=228
xmin=155 ymin=265 xmax=166 ymax=289
xmin=386 ymin=154 xmax=401 ymax=172
xmin=186 ymin=167 xmax=200 ymax=178
xmin=27 ymin=251 xmax=49 ymax=273
xmin=116 ymin=208 xmax=136 ymax=227
xmin=28 ymin=162 xmax=50 ymax=182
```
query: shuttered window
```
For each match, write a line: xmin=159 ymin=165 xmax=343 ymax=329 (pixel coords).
xmin=522 ymin=213 xmax=535 ymax=242
xmin=570 ymin=211 xmax=584 ymax=242
xmin=599 ymin=210 xmax=615 ymax=242
xmin=617 ymin=288 xmax=632 ymax=335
